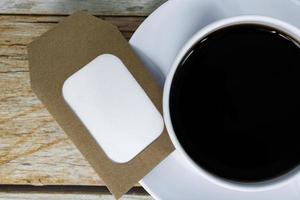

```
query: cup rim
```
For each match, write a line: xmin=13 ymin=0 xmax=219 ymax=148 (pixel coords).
xmin=163 ymin=15 xmax=300 ymax=191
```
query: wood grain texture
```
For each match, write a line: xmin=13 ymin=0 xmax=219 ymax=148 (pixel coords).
xmin=0 ymin=192 xmax=153 ymax=200
xmin=0 ymin=15 xmax=144 ymax=73
xmin=0 ymin=0 xmax=167 ymax=16
xmin=0 ymin=15 xmax=144 ymax=186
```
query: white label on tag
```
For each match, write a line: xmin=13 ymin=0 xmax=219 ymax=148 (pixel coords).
xmin=62 ymin=54 xmax=164 ymax=163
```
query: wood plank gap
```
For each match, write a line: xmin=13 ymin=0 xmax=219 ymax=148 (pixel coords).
xmin=0 ymin=13 xmax=148 ymax=18
xmin=0 ymin=185 xmax=148 ymax=195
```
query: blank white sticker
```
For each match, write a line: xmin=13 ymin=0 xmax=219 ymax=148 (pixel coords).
xmin=62 ymin=54 xmax=164 ymax=163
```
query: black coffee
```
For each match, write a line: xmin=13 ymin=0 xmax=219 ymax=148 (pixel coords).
xmin=170 ymin=24 xmax=300 ymax=182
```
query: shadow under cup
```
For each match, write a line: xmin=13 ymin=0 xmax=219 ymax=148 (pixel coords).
xmin=169 ymin=24 xmax=300 ymax=183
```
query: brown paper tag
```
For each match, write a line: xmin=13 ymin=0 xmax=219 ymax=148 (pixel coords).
xmin=28 ymin=11 xmax=174 ymax=199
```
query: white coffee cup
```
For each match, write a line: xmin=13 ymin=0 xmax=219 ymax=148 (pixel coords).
xmin=63 ymin=14 xmax=300 ymax=191
xmin=163 ymin=15 xmax=300 ymax=191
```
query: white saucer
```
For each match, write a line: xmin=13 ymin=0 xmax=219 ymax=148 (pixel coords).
xmin=129 ymin=0 xmax=300 ymax=199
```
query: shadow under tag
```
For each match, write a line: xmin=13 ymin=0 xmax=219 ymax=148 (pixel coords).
xmin=28 ymin=11 xmax=175 ymax=199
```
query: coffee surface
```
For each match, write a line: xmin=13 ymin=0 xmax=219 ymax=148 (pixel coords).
xmin=170 ymin=25 xmax=300 ymax=182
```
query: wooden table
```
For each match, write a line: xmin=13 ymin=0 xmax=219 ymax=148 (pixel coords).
xmin=0 ymin=1 xmax=167 ymax=199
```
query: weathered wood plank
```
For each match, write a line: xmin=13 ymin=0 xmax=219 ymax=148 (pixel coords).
xmin=0 ymin=15 xmax=144 ymax=73
xmin=0 ymin=16 xmax=143 ymax=186
xmin=0 ymin=188 xmax=153 ymax=200
xmin=0 ymin=72 xmax=102 ymax=186
xmin=0 ymin=193 xmax=152 ymax=200
xmin=0 ymin=0 xmax=167 ymax=16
